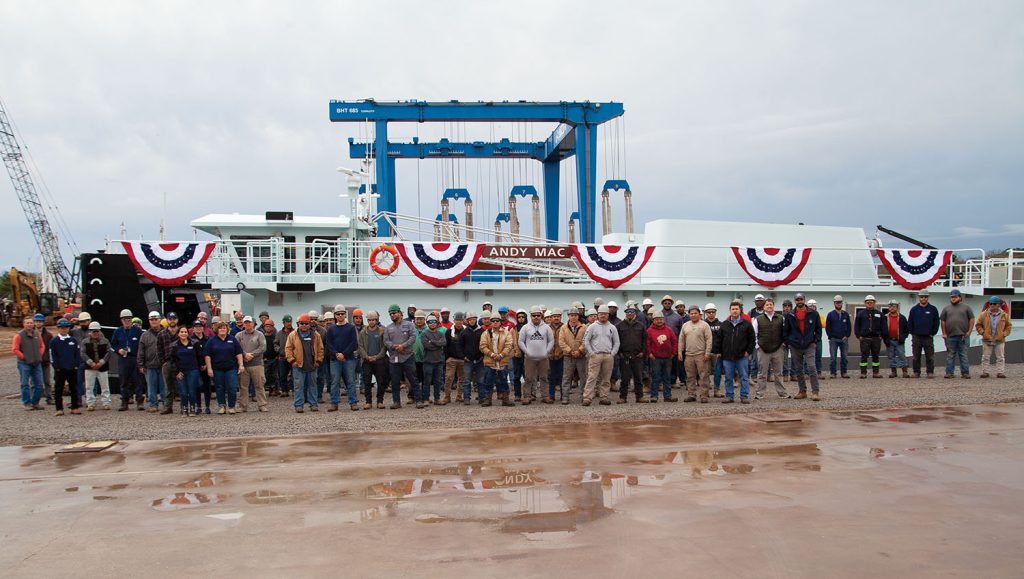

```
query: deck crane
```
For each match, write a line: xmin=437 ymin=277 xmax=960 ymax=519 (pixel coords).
xmin=0 ymin=97 xmax=77 ymax=299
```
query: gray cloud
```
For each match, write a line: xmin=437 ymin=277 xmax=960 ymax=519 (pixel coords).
xmin=0 ymin=0 xmax=1022 ymax=276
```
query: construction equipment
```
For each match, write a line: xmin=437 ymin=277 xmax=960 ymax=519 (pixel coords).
xmin=6 ymin=267 xmax=59 ymax=327
xmin=336 ymin=100 xmax=625 ymax=241
xmin=0 ymin=96 xmax=78 ymax=299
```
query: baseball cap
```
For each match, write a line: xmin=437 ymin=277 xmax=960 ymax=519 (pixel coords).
xmin=949 ymin=289 xmax=962 ymax=297
xmin=242 ymin=315 xmax=254 ymax=323
xmin=794 ymin=293 xmax=805 ymax=300
xmin=166 ymin=312 xmax=178 ymax=319
xmin=282 ymin=314 xmax=293 ymax=322
xmin=193 ymin=319 xmax=204 ymax=326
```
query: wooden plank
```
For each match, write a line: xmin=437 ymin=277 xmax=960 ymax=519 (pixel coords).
xmin=748 ymin=414 xmax=803 ymax=423
xmin=55 ymin=440 xmax=118 ymax=454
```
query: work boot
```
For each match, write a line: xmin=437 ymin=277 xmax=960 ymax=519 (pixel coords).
xmin=480 ymin=399 xmax=492 ymax=407
xmin=500 ymin=393 xmax=515 ymax=407
xmin=794 ymin=391 xmax=807 ymax=399
xmin=699 ymin=397 xmax=708 ymax=403
xmin=327 ymin=404 xmax=338 ymax=412
xmin=119 ymin=398 xmax=129 ymax=412
xmin=860 ymin=371 xmax=867 ymax=379
xmin=522 ymin=397 xmax=532 ymax=406
xmin=160 ymin=406 xmax=173 ymax=415
xmin=872 ymin=370 xmax=881 ymax=379
xmin=617 ymin=398 xmax=627 ymax=404
xmin=902 ymin=368 xmax=910 ymax=378
xmin=350 ymin=404 xmax=359 ymax=411
xmin=890 ymin=368 xmax=897 ymax=378
xmin=599 ymin=399 xmax=612 ymax=405
xmin=713 ymin=389 xmax=724 ymax=398
xmin=683 ymin=396 xmax=697 ymax=403
xmin=136 ymin=398 xmax=145 ymax=410
xmin=810 ymin=392 xmax=821 ymax=401
xmin=442 ymin=394 xmax=451 ymax=405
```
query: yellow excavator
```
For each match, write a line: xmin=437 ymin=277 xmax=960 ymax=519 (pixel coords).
xmin=6 ymin=268 xmax=59 ymax=327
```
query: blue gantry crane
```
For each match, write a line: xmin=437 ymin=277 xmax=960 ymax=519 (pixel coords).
xmin=331 ymin=100 xmax=625 ymax=242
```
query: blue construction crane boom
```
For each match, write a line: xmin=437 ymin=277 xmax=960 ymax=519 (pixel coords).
xmin=331 ymin=99 xmax=625 ymax=242
xmin=0 ymin=97 xmax=77 ymax=297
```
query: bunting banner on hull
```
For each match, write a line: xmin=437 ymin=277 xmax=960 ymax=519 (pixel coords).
xmin=731 ymin=247 xmax=813 ymax=287
xmin=394 ymin=242 xmax=486 ymax=288
xmin=570 ymin=244 xmax=656 ymax=289
xmin=876 ymin=249 xmax=953 ymax=290
xmin=121 ymin=241 xmax=217 ymax=287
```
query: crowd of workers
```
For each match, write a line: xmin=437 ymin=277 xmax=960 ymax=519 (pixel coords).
xmin=10 ymin=289 xmax=1012 ymax=415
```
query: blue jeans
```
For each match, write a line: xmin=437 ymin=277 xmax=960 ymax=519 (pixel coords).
xmin=481 ymin=367 xmax=509 ymax=400
xmin=293 ymin=367 xmax=318 ymax=408
xmin=711 ymin=357 xmax=723 ymax=388
xmin=277 ymin=359 xmax=292 ymax=392
xmin=945 ymin=335 xmax=970 ymax=376
xmin=650 ymin=357 xmax=672 ymax=400
xmin=887 ymin=340 xmax=907 ymax=368
xmin=548 ymin=358 xmax=564 ymax=399
xmin=329 ymin=358 xmax=359 ymax=406
xmin=213 ymin=369 xmax=238 ymax=409
xmin=463 ymin=360 xmax=484 ymax=401
xmin=828 ymin=338 xmax=848 ymax=376
xmin=145 ymin=367 xmax=167 ymax=408
xmin=509 ymin=358 xmax=523 ymax=398
xmin=389 ymin=359 xmax=418 ymax=405
xmin=423 ymin=362 xmax=444 ymax=401
xmin=317 ymin=363 xmax=329 ymax=397
xmin=722 ymin=357 xmax=750 ymax=399
xmin=17 ymin=361 xmax=43 ymax=406
xmin=178 ymin=369 xmax=201 ymax=410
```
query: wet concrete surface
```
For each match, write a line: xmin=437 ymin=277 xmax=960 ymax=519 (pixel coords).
xmin=1 ymin=404 xmax=1022 ymax=578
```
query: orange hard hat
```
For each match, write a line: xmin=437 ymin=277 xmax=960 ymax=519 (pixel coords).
xmin=297 ymin=313 xmax=311 ymax=323
xmin=352 ymin=308 xmax=363 ymax=316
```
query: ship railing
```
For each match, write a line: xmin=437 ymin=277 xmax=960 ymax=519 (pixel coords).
xmin=194 ymin=238 xmax=1000 ymax=289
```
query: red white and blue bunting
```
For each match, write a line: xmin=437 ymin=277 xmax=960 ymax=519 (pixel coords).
xmin=876 ymin=249 xmax=952 ymax=290
xmin=394 ymin=242 xmax=486 ymax=288
xmin=731 ymin=247 xmax=812 ymax=287
xmin=121 ymin=241 xmax=217 ymax=287
xmin=570 ymin=245 xmax=656 ymax=289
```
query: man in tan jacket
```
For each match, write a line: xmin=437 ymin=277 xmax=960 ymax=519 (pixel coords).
xmin=678 ymin=305 xmax=713 ymax=402
xmin=976 ymin=297 xmax=1012 ymax=378
xmin=479 ymin=311 xmax=515 ymax=407
xmin=559 ymin=309 xmax=588 ymax=405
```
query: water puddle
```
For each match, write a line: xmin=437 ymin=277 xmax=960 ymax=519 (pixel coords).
xmin=151 ymin=492 xmax=226 ymax=511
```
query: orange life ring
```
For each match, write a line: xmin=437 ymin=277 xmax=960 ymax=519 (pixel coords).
xmin=370 ymin=244 xmax=400 ymax=276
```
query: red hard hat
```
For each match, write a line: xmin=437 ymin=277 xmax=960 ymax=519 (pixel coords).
xmin=297 ymin=313 xmax=311 ymax=323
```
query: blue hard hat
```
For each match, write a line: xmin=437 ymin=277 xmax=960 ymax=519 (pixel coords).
xmin=498 ymin=306 xmax=509 ymax=313
xmin=988 ymin=296 xmax=1001 ymax=304
xmin=56 ymin=319 xmax=71 ymax=328
xmin=32 ymin=313 xmax=45 ymax=321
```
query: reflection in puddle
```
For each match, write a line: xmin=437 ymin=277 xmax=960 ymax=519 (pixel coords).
xmin=180 ymin=472 xmax=222 ymax=489
xmin=151 ymin=492 xmax=225 ymax=511
xmin=243 ymin=489 xmax=312 ymax=505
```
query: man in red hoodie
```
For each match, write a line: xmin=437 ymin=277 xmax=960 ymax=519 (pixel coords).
xmin=12 ymin=318 xmax=46 ymax=410
xmin=646 ymin=310 xmax=678 ymax=402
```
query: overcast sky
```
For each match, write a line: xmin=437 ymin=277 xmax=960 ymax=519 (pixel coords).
xmin=1 ymin=0 xmax=1021 ymax=274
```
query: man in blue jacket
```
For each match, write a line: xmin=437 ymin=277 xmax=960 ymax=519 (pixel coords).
xmin=325 ymin=304 xmax=360 ymax=411
xmin=907 ymin=290 xmax=940 ymax=378
xmin=783 ymin=294 xmax=823 ymax=401
xmin=50 ymin=319 xmax=82 ymax=416
xmin=110 ymin=308 xmax=144 ymax=411
xmin=825 ymin=295 xmax=852 ymax=379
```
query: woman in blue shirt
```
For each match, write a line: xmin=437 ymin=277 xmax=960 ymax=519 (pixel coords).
xmin=170 ymin=326 xmax=202 ymax=417
xmin=190 ymin=321 xmax=212 ymax=414
xmin=204 ymin=323 xmax=244 ymax=414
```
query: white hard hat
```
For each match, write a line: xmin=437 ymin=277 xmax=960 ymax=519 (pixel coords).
xmin=543 ymin=310 xmax=553 ymax=317
xmin=308 ymin=310 xmax=319 ymax=319
xmin=552 ymin=308 xmax=563 ymax=316
xmin=79 ymin=312 xmax=92 ymax=322
xmin=833 ymin=295 xmax=844 ymax=302
xmin=597 ymin=305 xmax=610 ymax=313
xmin=88 ymin=321 xmax=101 ymax=330
xmin=119 ymin=309 xmax=133 ymax=318
xmin=148 ymin=311 xmax=161 ymax=319
xmin=642 ymin=298 xmax=653 ymax=306
xmin=807 ymin=299 xmax=818 ymax=305
xmin=607 ymin=301 xmax=618 ymax=308
xmin=865 ymin=295 xmax=876 ymax=302
xmin=586 ymin=308 xmax=598 ymax=316
xmin=755 ymin=294 xmax=766 ymax=301
xmin=593 ymin=297 xmax=605 ymax=306
xmin=704 ymin=303 xmax=717 ymax=311
xmin=333 ymin=304 xmax=346 ymax=313
xmin=674 ymin=300 xmax=685 ymax=308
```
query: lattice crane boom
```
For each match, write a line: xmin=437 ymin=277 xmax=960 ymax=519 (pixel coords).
xmin=0 ymin=99 xmax=76 ymax=297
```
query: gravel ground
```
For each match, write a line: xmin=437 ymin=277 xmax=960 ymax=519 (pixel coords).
xmin=1 ymin=356 xmax=1022 ymax=446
